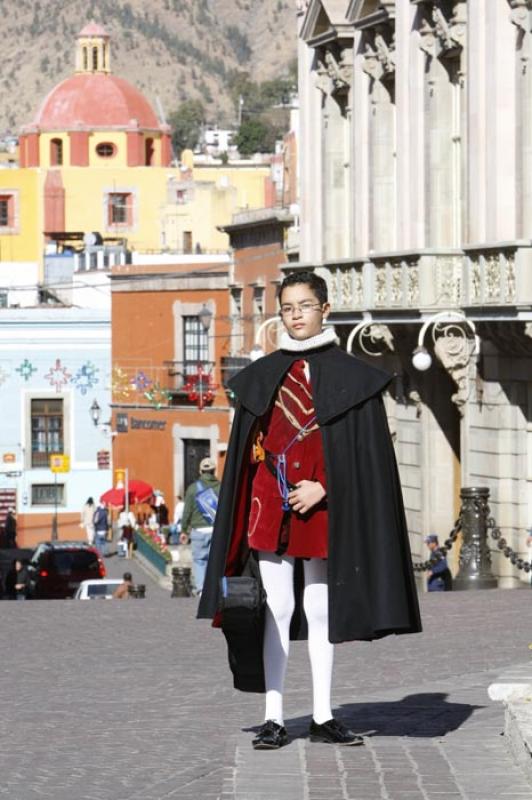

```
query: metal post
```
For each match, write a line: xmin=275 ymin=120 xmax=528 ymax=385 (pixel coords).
xmin=453 ymin=487 xmax=497 ymax=590
xmin=52 ymin=472 xmax=58 ymax=541
xmin=171 ymin=566 xmax=192 ymax=597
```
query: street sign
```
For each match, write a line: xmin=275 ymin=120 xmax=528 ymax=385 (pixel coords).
xmin=50 ymin=454 xmax=70 ymax=473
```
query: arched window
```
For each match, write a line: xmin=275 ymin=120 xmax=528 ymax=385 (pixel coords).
xmin=92 ymin=46 xmax=99 ymax=71
xmin=50 ymin=138 xmax=63 ymax=166
xmin=145 ymin=138 xmax=155 ymax=166
xmin=82 ymin=47 xmax=88 ymax=71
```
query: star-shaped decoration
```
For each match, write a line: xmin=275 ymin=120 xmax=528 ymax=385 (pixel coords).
xmin=132 ymin=370 xmax=152 ymax=392
xmin=72 ymin=361 xmax=100 ymax=396
xmin=144 ymin=382 xmax=170 ymax=409
xmin=44 ymin=359 xmax=71 ymax=393
xmin=16 ymin=359 xmax=38 ymax=381
xmin=111 ymin=366 xmax=133 ymax=400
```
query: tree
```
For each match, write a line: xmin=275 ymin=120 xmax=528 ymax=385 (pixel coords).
xmin=168 ymin=100 xmax=205 ymax=157
xmin=234 ymin=118 xmax=277 ymax=156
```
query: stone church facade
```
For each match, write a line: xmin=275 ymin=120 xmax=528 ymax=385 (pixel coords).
xmin=296 ymin=0 xmax=532 ymax=586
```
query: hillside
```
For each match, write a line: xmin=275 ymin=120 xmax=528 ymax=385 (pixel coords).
xmin=0 ymin=0 xmax=298 ymax=133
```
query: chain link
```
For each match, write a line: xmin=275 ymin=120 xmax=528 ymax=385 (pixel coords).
xmin=487 ymin=518 xmax=531 ymax=573
xmin=412 ymin=516 xmax=462 ymax=572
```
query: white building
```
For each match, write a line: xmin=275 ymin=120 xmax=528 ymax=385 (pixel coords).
xmin=297 ymin=0 xmax=532 ymax=586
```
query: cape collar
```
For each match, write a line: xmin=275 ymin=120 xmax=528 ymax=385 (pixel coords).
xmin=229 ymin=344 xmax=392 ymax=424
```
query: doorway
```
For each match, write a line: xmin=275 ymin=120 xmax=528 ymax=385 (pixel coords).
xmin=183 ymin=439 xmax=211 ymax=490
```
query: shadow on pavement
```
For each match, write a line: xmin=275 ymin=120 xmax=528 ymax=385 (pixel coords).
xmin=243 ymin=692 xmax=483 ymax=740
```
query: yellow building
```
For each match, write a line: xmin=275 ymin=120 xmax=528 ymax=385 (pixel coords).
xmin=0 ymin=22 xmax=272 ymax=288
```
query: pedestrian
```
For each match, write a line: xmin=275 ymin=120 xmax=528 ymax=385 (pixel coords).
xmin=80 ymin=497 xmax=95 ymax=545
xmin=425 ymin=535 xmax=453 ymax=592
xmin=112 ymin=571 xmax=134 ymax=599
xmin=169 ymin=494 xmax=184 ymax=544
xmin=118 ymin=507 xmax=136 ymax=558
xmin=13 ymin=559 xmax=29 ymax=601
xmin=93 ymin=500 xmax=109 ymax=557
xmin=180 ymin=458 xmax=221 ymax=596
xmin=4 ymin=508 xmax=17 ymax=548
xmin=198 ymin=270 xmax=421 ymax=750
xmin=152 ymin=493 xmax=169 ymax=542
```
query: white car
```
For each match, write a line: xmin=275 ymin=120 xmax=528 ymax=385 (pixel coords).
xmin=73 ymin=579 xmax=123 ymax=600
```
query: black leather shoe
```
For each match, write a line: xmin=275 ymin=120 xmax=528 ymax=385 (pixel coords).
xmin=252 ymin=720 xmax=288 ymax=750
xmin=309 ymin=718 xmax=364 ymax=746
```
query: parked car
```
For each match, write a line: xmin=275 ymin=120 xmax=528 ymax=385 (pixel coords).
xmin=27 ymin=542 xmax=106 ymax=599
xmin=74 ymin=579 xmax=123 ymax=600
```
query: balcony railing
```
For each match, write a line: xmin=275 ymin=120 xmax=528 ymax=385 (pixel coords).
xmin=314 ymin=242 xmax=532 ymax=314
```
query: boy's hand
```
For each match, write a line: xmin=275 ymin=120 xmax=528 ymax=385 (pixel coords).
xmin=288 ymin=481 xmax=326 ymax=515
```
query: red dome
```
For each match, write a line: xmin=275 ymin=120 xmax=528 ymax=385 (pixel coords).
xmin=78 ymin=22 xmax=109 ymax=37
xmin=33 ymin=74 xmax=160 ymax=130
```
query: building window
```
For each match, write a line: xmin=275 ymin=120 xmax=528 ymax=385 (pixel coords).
xmin=92 ymin=46 xmax=99 ymax=71
xmin=31 ymin=399 xmax=63 ymax=468
xmin=31 ymin=484 xmax=65 ymax=506
xmin=107 ymin=193 xmax=132 ymax=226
xmin=50 ymin=138 xmax=63 ymax=166
xmin=0 ymin=195 xmax=14 ymax=228
xmin=183 ymin=315 xmax=209 ymax=374
xmin=253 ymin=286 xmax=265 ymax=340
xmin=0 ymin=292 xmax=7 ymax=308
xmin=183 ymin=230 xmax=193 ymax=254
xmin=96 ymin=142 xmax=116 ymax=158
xmin=82 ymin=46 xmax=88 ymax=70
xmin=230 ymin=288 xmax=243 ymax=356
xmin=145 ymin=137 xmax=155 ymax=166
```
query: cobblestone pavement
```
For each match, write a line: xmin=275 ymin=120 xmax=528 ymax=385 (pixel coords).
xmin=2 ymin=571 xmax=532 ymax=800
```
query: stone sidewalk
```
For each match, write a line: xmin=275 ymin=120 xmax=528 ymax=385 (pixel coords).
xmin=2 ymin=580 xmax=532 ymax=799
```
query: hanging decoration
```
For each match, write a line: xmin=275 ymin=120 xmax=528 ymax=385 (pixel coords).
xmin=16 ymin=359 xmax=38 ymax=381
xmin=182 ymin=364 xmax=218 ymax=410
xmin=71 ymin=361 xmax=99 ymax=395
xmin=44 ymin=358 xmax=72 ymax=393
xmin=111 ymin=366 xmax=133 ymax=400
xmin=144 ymin=382 xmax=171 ymax=410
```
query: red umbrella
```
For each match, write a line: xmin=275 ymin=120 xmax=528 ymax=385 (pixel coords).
xmin=100 ymin=480 xmax=154 ymax=507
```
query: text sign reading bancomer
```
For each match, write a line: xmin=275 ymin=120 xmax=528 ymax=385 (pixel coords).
xmin=130 ymin=418 xmax=167 ymax=431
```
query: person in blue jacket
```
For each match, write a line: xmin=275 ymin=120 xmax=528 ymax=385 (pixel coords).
xmin=425 ymin=534 xmax=452 ymax=591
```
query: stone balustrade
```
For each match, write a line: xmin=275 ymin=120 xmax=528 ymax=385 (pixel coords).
xmin=314 ymin=242 xmax=532 ymax=313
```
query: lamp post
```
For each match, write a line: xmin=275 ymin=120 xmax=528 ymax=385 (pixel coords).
xmin=90 ymin=399 xmax=101 ymax=426
xmin=411 ymin=311 xmax=479 ymax=372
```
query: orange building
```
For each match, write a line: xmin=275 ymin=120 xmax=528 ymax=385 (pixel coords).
xmin=110 ymin=258 xmax=234 ymax=520
xmin=221 ymin=208 xmax=293 ymax=356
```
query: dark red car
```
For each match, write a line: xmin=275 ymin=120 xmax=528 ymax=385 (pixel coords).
xmin=27 ymin=542 xmax=106 ymax=599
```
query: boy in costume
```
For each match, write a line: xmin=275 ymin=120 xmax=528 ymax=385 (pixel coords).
xmin=198 ymin=271 xmax=421 ymax=749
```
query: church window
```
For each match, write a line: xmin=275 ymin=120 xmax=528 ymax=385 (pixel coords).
xmin=82 ymin=47 xmax=88 ymax=70
xmin=92 ymin=46 xmax=99 ymax=71
xmin=96 ymin=142 xmax=116 ymax=158
xmin=145 ymin=137 xmax=155 ymax=166
xmin=0 ymin=195 xmax=14 ymax=228
xmin=50 ymin=138 xmax=63 ymax=166
xmin=108 ymin=193 xmax=132 ymax=226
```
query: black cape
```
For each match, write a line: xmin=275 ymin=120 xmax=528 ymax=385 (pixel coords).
xmin=198 ymin=344 xmax=422 ymax=673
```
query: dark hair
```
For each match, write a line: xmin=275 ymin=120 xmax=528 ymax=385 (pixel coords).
xmin=278 ymin=271 xmax=328 ymax=306
xmin=86 ymin=497 xmax=94 ymax=505
xmin=123 ymin=572 xmax=132 ymax=582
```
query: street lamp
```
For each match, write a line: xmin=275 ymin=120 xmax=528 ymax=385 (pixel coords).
xmin=198 ymin=304 xmax=213 ymax=332
xmin=90 ymin=399 xmax=101 ymax=426
xmin=412 ymin=311 xmax=479 ymax=372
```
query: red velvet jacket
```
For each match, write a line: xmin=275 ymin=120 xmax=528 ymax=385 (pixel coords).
xmin=247 ymin=360 xmax=328 ymax=558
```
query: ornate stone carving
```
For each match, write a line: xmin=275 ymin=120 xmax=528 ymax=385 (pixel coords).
xmin=296 ymin=0 xmax=310 ymax=13
xmin=353 ymin=268 xmax=364 ymax=307
xmin=375 ymin=265 xmax=387 ymax=305
xmin=505 ymin=254 xmax=516 ymax=302
xmin=485 ymin=254 xmax=501 ymax=302
xmin=340 ymin=269 xmax=353 ymax=307
xmin=362 ymin=29 xmax=395 ymax=81
xmin=407 ymin=264 xmax=420 ymax=306
xmin=509 ymin=0 xmax=532 ymax=34
xmin=390 ymin=265 xmax=403 ymax=304
xmin=434 ymin=333 xmax=476 ymax=413
xmin=437 ymin=256 xmax=463 ymax=305
xmin=469 ymin=257 xmax=481 ymax=303
xmin=418 ymin=1 xmax=467 ymax=59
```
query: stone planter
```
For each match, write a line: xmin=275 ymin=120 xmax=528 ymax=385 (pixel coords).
xmin=134 ymin=531 xmax=170 ymax=576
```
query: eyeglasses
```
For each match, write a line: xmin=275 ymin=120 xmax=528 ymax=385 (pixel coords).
xmin=279 ymin=302 xmax=323 ymax=317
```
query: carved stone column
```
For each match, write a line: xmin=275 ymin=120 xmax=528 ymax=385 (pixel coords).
xmin=454 ymin=487 xmax=497 ymax=590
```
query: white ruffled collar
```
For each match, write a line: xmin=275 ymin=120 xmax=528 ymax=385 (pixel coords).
xmin=279 ymin=326 xmax=337 ymax=352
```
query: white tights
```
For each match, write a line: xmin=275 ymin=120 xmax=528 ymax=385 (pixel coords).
xmin=258 ymin=551 xmax=334 ymax=726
